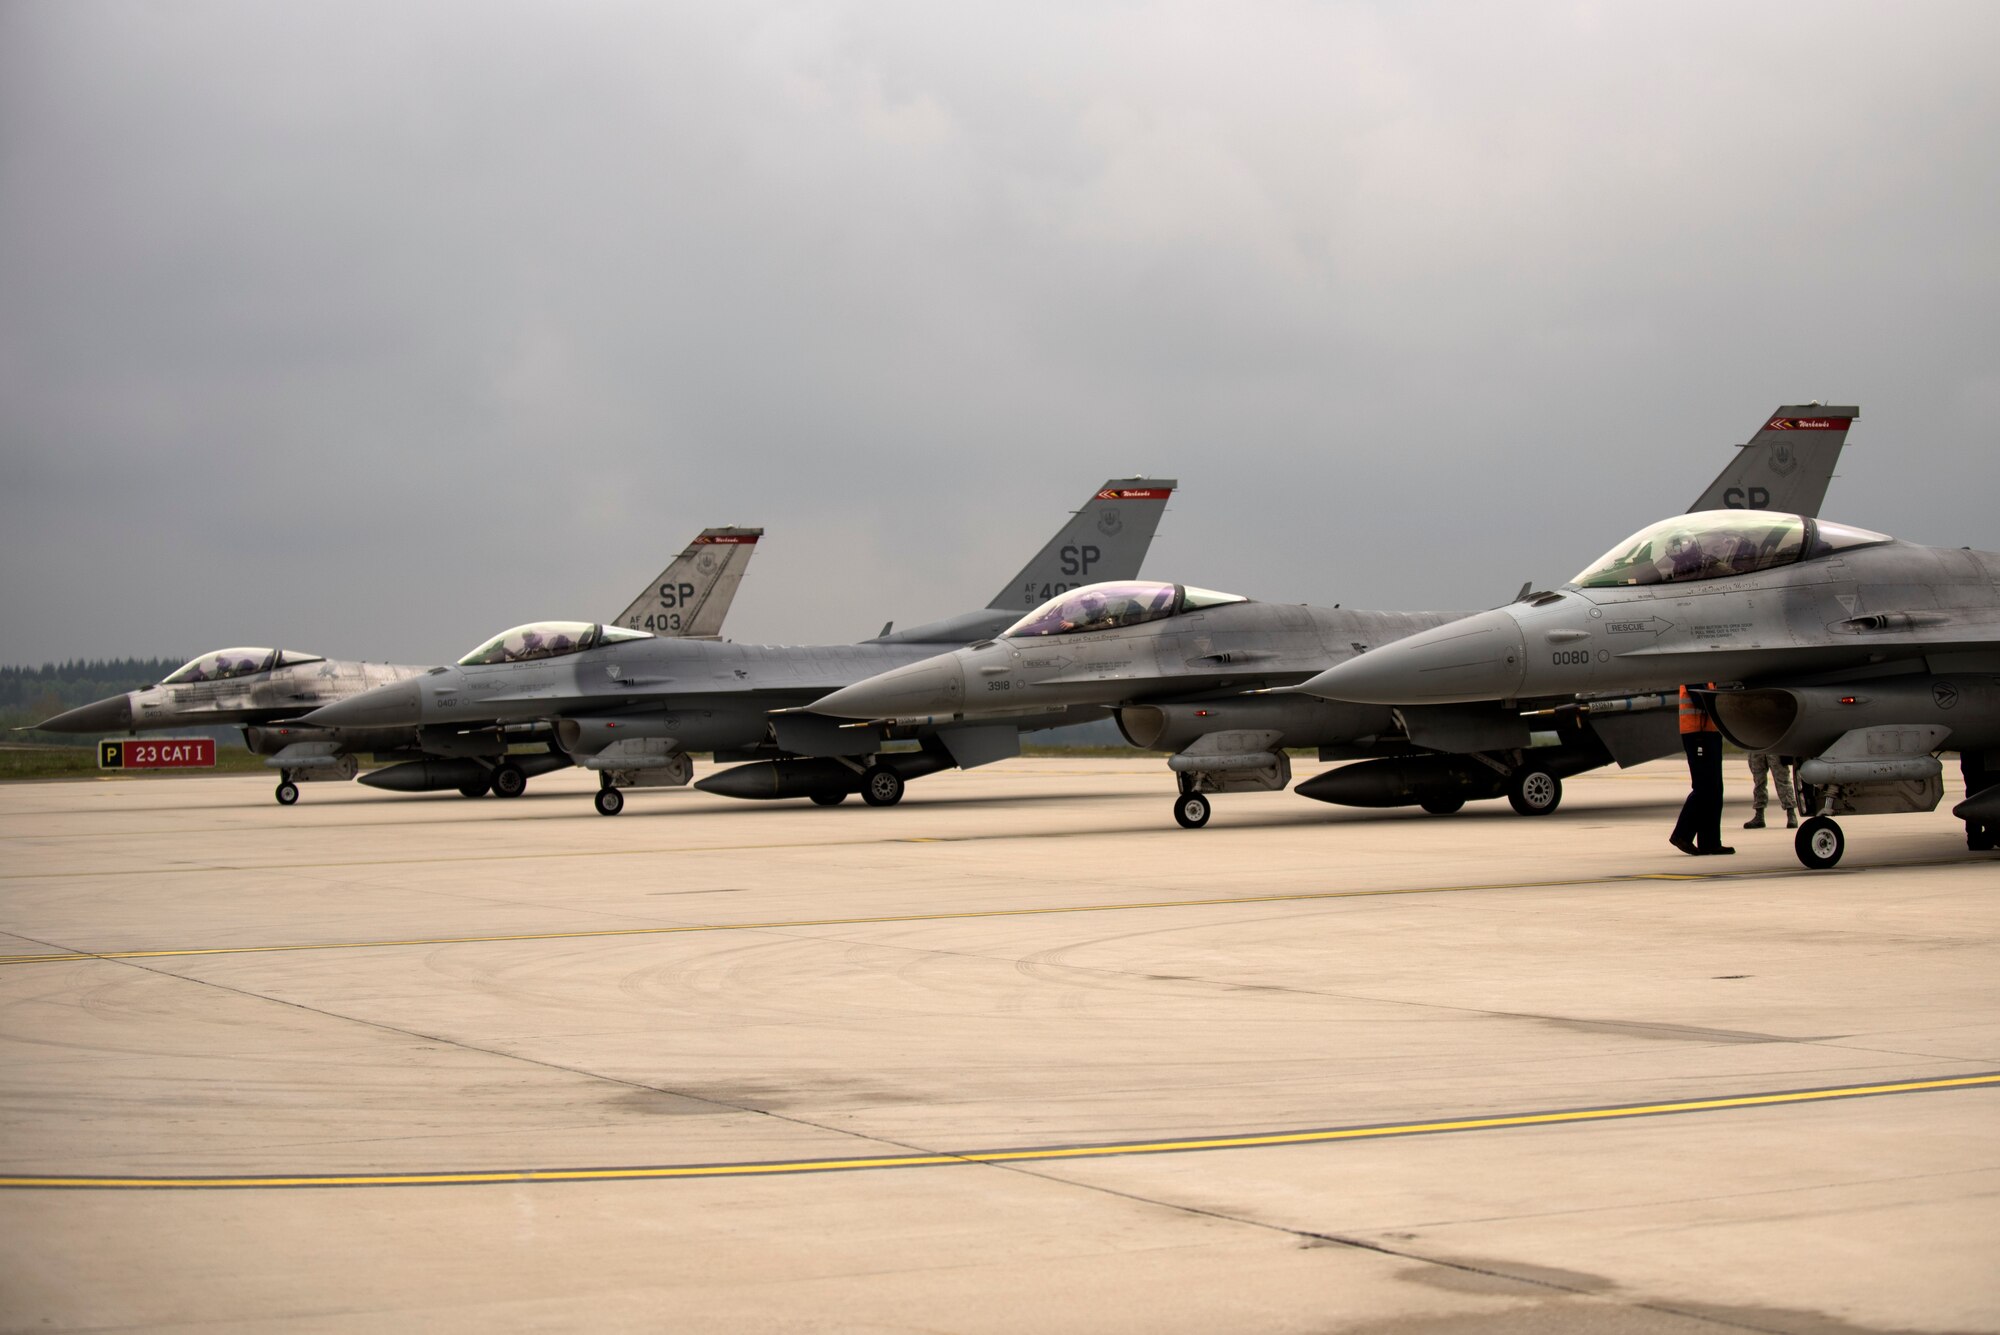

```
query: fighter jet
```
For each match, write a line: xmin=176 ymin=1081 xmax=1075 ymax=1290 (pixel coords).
xmin=296 ymin=479 xmax=1177 ymax=815
xmin=1294 ymin=509 xmax=2000 ymax=867
xmin=808 ymin=582 xmax=1474 ymax=827
xmin=33 ymin=526 xmax=763 ymax=805
xmin=807 ymin=405 xmax=1855 ymax=827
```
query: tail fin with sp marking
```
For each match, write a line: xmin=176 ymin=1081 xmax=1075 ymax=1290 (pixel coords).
xmin=1687 ymin=404 xmax=1857 ymax=517
xmin=611 ymin=527 xmax=763 ymax=638
xmin=988 ymin=478 xmax=1177 ymax=613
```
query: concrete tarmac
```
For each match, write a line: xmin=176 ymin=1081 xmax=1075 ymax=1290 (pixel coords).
xmin=1 ymin=757 xmax=1995 ymax=1333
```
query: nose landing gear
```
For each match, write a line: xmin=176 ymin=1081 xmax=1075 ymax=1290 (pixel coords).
xmin=1795 ymin=815 xmax=1845 ymax=869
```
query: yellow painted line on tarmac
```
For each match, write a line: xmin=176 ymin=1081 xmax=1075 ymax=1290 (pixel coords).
xmin=4 ymin=1072 xmax=1992 ymax=1191
xmin=0 ymin=867 xmax=1756 ymax=966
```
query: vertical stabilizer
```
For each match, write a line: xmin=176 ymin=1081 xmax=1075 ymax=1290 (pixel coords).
xmin=612 ymin=527 xmax=763 ymax=638
xmin=987 ymin=478 xmax=1177 ymax=613
xmin=1687 ymin=405 xmax=1857 ymax=517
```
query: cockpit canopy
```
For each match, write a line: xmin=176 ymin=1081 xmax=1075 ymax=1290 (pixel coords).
xmin=1573 ymin=511 xmax=1891 ymax=589
xmin=457 ymin=621 xmax=651 ymax=666
xmin=161 ymin=648 xmax=323 ymax=684
xmin=1003 ymin=581 xmax=1248 ymax=638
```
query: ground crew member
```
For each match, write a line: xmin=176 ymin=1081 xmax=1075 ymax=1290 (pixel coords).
xmin=1670 ymin=684 xmax=1732 ymax=856
xmin=1744 ymin=752 xmax=1798 ymax=829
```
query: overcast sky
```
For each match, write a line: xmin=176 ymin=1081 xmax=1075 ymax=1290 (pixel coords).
xmin=4 ymin=0 xmax=1996 ymax=667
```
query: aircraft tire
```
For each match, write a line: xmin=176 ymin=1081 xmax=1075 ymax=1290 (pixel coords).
xmin=809 ymin=791 xmax=847 ymax=807
xmin=859 ymin=765 xmax=904 ymax=807
xmin=594 ymin=786 xmax=624 ymax=817
xmin=1506 ymin=767 xmax=1562 ymax=817
xmin=275 ymin=780 xmax=299 ymax=806
xmin=1970 ymin=826 xmax=1996 ymax=852
xmin=1795 ymin=816 xmax=1844 ymax=870
xmin=1173 ymin=791 xmax=1211 ymax=829
xmin=491 ymin=763 xmax=528 ymax=799
xmin=458 ymin=777 xmax=492 ymax=798
xmin=1419 ymin=797 xmax=1464 ymax=815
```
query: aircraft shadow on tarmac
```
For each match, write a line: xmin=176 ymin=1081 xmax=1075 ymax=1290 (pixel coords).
xmin=169 ymin=789 xmax=1693 ymax=840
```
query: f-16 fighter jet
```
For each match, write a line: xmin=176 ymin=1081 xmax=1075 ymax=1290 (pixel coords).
xmin=1295 ymin=509 xmax=2000 ymax=867
xmin=807 ymin=405 xmax=1855 ymax=827
xmin=296 ymin=479 xmax=1177 ymax=815
xmin=33 ymin=526 xmax=763 ymax=805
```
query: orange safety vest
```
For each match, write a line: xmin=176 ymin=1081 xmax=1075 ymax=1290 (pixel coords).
xmin=1679 ymin=685 xmax=1718 ymax=734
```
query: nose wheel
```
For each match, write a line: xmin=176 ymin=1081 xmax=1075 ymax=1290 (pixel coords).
xmin=1795 ymin=816 xmax=1844 ymax=869
xmin=1173 ymin=791 xmax=1212 ymax=828
xmin=593 ymin=786 xmax=625 ymax=817
xmin=274 ymin=778 xmax=299 ymax=806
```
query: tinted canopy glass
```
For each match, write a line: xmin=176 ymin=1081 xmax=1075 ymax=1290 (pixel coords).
xmin=458 ymin=621 xmax=649 ymax=666
xmin=163 ymin=648 xmax=278 ymax=684
xmin=1808 ymin=519 xmax=1892 ymax=555
xmin=1003 ymin=581 xmax=1246 ymax=638
xmin=1573 ymin=511 xmax=1889 ymax=588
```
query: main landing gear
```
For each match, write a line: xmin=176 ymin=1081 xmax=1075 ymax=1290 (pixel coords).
xmin=1505 ymin=764 xmax=1562 ymax=817
xmin=1173 ymin=791 xmax=1212 ymax=829
xmin=490 ymin=762 xmax=528 ymax=799
xmin=860 ymin=763 xmax=906 ymax=807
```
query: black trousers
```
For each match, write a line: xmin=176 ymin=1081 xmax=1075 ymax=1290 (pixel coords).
xmin=1672 ymin=733 xmax=1726 ymax=851
xmin=1965 ymin=751 xmax=1997 ymax=844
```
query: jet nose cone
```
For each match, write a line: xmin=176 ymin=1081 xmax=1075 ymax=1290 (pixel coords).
xmin=35 ymin=693 xmax=134 ymax=734
xmin=810 ymin=654 xmax=968 ymax=720
xmin=1298 ymin=608 xmax=1528 ymax=704
xmin=299 ymin=678 xmax=422 ymax=730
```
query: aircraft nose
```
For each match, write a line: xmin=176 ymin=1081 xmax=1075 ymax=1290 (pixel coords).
xmin=809 ymin=654 xmax=968 ymax=720
xmin=1296 ymin=608 xmax=1528 ymax=704
xmin=34 ymin=693 xmax=134 ymax=733
xmin=298 ymin=678 xmax=423 ymax=730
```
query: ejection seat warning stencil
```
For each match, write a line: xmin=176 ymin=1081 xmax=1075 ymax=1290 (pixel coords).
xmin=99 ymin=738 xmax=216 ymax=770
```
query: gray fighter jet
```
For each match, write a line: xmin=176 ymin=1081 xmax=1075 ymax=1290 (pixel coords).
xmin=296 ymin=479 xmax=1177 ymax=815
xmin=33 ymin=526 xmax=763 ymax=805
xmin=1294 ymin=510 xmax=2000 ymax=867
xmin=807 ymin=405 xmax=1855 ymax=827
xmin=809 ymin=582 xmax=1473 ymax=827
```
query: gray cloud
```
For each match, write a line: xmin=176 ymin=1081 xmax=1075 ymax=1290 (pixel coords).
xmin=4 ymin=0 xmax=1996 ymax=666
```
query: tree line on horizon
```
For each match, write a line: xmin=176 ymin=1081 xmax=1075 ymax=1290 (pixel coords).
xmin=0 ymin=659 xmax=183 ymax=742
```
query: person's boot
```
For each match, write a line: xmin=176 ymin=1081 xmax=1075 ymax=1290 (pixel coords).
xmin=1743 ymin=809 xmax=1766 ymax=829
xmin=1784 ymin=808 xmax=1798 ymax=829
